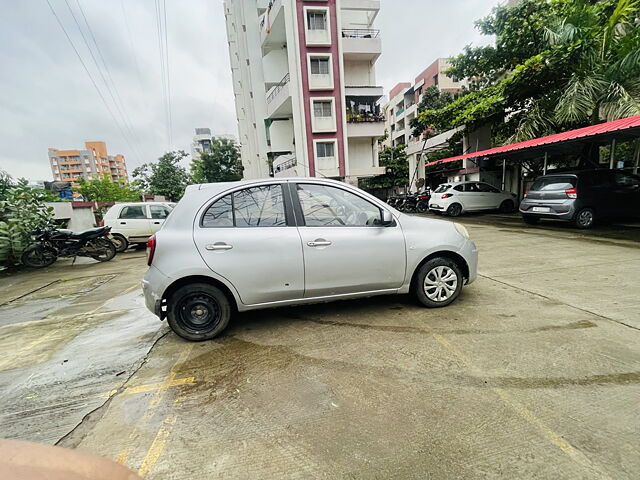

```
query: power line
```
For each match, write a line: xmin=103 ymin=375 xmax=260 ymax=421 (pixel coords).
xmin=154 ymin=0 xmax=170 ymax=148
xmin=119 ymin=0 xmax=143 ymax=90
xmin=63 ymin=0 xmax=144 ymax=164
xmin=163 ymin=0 xmax=173 ymax=147
xmin=45 ymin=0 xmax=138 ymax=164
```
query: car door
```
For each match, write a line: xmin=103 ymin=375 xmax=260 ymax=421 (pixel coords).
xmin=461 ymin=183 xmax=483 ymax=210
xmin=193 ymin=183 xmax=304 ymax=305
xmin=117 ymin=205 xmax=152 ymax=242
xmin=148 ymin=205 xmax=172 ymax=233
xmin=292 ymin=182 xmax=406 ymax=298
xmin=476 ymin=182 xmax=501 ymax=208
xmin=611 ymin=171 xmax=640 ymax=217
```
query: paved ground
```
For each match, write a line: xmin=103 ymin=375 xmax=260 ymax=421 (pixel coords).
xmin=0 ymin=217 xmax=639 ymax=479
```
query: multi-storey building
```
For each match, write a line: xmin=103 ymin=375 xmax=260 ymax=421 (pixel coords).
xmin=48 ymin=141 xmax=128 ymax=184
xmin=382 ymin=58 xmax=466 ymax=190
xmin=224 ymin=0 xmax=385 ymax=184
xmin=191 ymin=128 xmax=238 ymax=161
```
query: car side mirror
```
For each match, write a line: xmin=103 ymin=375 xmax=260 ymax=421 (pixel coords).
xmin=380 ymin=209 xmax=394 ymax=226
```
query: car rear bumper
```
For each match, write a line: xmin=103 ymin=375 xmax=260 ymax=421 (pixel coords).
xmin=142 ymin=265 xmax=169 ymax=318
xmin=519 ymin=199 xmax=577 ymax=220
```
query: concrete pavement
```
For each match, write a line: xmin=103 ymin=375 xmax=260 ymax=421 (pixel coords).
xmin=0 ymin=221 xmax=639 ymax=479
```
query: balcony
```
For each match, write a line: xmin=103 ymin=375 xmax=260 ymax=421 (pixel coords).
xmin=342 ymin=29 xmax=381 ymax=61
xmin=273 ymin=156 xmax=302 ymax=177
xmin=260 ymin=0 xmax=285 ymax=51
xmin=344 ymin=85 xmax=383 ymax=97
xmin=266 ymin=73 xmax=292 ymax=118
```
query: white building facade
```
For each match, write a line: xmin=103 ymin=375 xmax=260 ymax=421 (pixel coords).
xmin=224 ymin=0 xmax=385 ymax=183
xmin=191 ymin=128 xmax=237 ymax=161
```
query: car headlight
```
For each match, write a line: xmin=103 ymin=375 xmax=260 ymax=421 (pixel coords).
xmin=454 ymin=222 xmax=469 ymax=239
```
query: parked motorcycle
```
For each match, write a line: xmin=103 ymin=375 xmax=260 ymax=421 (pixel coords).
xmin=399 ymin=193 xmax=418 ymax=213
xmin=21 ymin=227 xmax=117 ymax=268
xmin=416 ymin=190 xmax=431 ymax=213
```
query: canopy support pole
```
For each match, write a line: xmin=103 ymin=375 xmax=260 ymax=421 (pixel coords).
xmin=609 ymin=139 xmax=616 ymax=169
xmin=633 ymin=139 xmax=640 ymax=175
xmin=543 ymin=152 xmax=548 ymax=175
xmin=501 ymin=159 xmax=506 ymax=190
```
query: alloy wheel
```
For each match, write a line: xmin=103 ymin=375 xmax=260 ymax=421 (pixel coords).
xmin=423 ymin=266 xmax=458 ymax=302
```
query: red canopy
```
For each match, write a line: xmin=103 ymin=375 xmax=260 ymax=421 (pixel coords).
xmin=425 ymin=115 xmax=640 ymax=167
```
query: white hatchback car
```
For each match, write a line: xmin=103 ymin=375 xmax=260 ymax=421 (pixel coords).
xmin=103 ymin=202 xmax=175 ymax=252
xmin=429 ymin=181 xmax=517 ymax=217
xmin=142 ymin=178 xmax=478 ymax=341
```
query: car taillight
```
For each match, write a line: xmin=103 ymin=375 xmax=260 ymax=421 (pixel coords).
xmin=565 ymin=187 xmax=578 ymax=199
xmin=524 ymin=189 xmax=529 ymax=198
xmin=441 ymin=193 xmax=453 ymax=199
xmin=146 ymin=235 xmax=156 ymax=266
xmin=418 ymin=195 xmax=429 ymax=199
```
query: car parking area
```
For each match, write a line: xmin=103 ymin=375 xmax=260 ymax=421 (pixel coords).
xmin=1 ymin=221 xmax=639 ymax=479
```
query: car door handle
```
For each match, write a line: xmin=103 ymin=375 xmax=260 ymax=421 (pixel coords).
xmin=153 ymin=221 xmax=161 ymax=224
xmin=206 ymin=243 xmax=233 ymax=251
xmin=120 ymin=222 xmax=126 ymax=224
xmin=307 ymin=240 xmax=331 ymax=247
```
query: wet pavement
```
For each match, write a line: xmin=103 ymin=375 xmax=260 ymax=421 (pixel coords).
xmin=1 ymin=221 xmax=639 ymax=479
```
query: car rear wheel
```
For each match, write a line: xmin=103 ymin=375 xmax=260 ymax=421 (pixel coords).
xmin=446 ymin=203 xmax=462 ymax=217
xmin=574 ymin=208 xmax=595 ymax=229
xmin=167 ymin=283 xmax=231 ymax=341
xmin=414 ymin=257 xmax=463 ymax=308
xmin=499 ymin=200 xmax=514 ymax=213
xmin=522 ymin=215 xmax=540 ymax=225
xmin=111 ymin=234 xmax=128 ymax=252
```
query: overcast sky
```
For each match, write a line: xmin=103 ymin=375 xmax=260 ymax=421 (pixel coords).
xmin=0 ymin=0 xmax=499 ymax=181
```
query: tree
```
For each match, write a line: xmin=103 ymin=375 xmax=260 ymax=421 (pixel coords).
xmin=0 ymin=172 xmax=54 ymax=268
xmin=74 ymin=176 xmax=142 ymax=202
xmin=410 ymin=85 xmax=457 ymax=136
xmin=360 ymin=145 xmax=409 ymax=190
xmin=413 ymin=0 xmax=640 ymax=144
xmin=190 ymin=138 xmax=243 ymax=183
xmin=132 ymin=151 xmax=191 ymax=201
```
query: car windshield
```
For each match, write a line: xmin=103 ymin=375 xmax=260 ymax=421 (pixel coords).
xmin=434 ymin=184 xmax=451 ymax=193
xmin=530 ymin=176 xmax=576 ymax=191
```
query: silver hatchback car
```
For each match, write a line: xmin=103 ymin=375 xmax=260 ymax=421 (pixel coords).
xmin=142 ymin=178 xmax=478 ymax=341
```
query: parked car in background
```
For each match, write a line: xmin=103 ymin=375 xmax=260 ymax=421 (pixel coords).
xmin=142 ymin=178 xmax=478 ymax=341
xmin=429 ymin=181 xmax=517 ymax=217
xmin=103 ymin=202 xmax=176 ymax=252
xmin=520 ymin=169 xmax=640 ymax=228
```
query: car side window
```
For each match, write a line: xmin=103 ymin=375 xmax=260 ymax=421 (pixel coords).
xmin=463 ymin=183 xmax=478 ymax=192
xmin=297 ymin=184 xmax=382 ymax=227
xmin=613 ymin=172 xmax=640 ymax=187
xmin=119 ymin=205 xmax=147 ymax=219
xmin=453 ymin=185 xmax=464 ymax=192
xmin=233 ymin=185 xmax=286 ymax=227
xmin=202 ymin=194 xmax=233 ymax=227
xmin=477 ymin=183 xmax=500 ymax=193
xmin=149 ymin=205 xmax=171 ymax=219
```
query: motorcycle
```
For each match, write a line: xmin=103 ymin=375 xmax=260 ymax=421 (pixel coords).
xmin=399 ymin=193 xmax=418 ymax=213
xmin=416 ymin=190 xmax=431 ymax=213
xmin=21 ymin=227 xmax=117 ymax=268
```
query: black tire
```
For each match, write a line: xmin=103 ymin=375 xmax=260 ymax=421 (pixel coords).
xmin=446 ymin=203 xmax=463 ymax=217
xmin=522 ymin=215 xmax=540 ymax=225
xmin=167 ymin=283 xmax=231 ymax=341
xmin=574 ymin=207 xmax=595 ymax=229
xmin=499 ymin=200 xmax=515 ymax=213
xmin=414 ymin=257 xmax=464 ymax=308
xmin=417 ymin=202 xmax=429 ymax=214
xmin=21 ymin=245 xmax=57 ymax=268
xmin=89 ymin=238 xmax=117 ymax=262
xmin=111 ymin=234 xmax=128 ymax=252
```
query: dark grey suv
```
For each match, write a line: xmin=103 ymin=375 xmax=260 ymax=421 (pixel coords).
xmin=520 ymin=169 xmax=640 ymax=228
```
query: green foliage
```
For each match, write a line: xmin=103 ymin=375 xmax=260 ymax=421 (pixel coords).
xmin=0 ymin=172 xmax=54 ymax=268
xmin=132 ymin=151 xmax=191 ymax=201
xmin=416 ymin=0 xmax=640 ymax=144
xmin=73 ymin=176 xmax=142 ymax=202
xmin=190 ymin=138 xmax=244 ymax=183
xmin=360 ymin=145 xmax=409 ymax=190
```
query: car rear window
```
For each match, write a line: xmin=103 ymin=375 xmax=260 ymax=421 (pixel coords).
xmin=530 ymin=176 xmax=576 ymax=191
xmin=434 ymin=184 xmax=450 ymax=193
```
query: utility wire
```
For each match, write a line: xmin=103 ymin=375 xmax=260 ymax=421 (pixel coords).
xmin=45 ymin=0 xmax=138 ymax=165
xmin=64 ymin=0 xmax=144 ymax=164
xmin=162 ymin=0 xmax=173 ymax=146
xmin=154 ymin=0 xmax=170 ymax=148
xmin=119 ymin=0 xmax=143 ymax=90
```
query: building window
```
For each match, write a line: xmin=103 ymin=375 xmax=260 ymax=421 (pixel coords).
xmin=310 ymin=57 xmax=330 ymax=75
xmin=313 ymin=100 xmax=332 ymax=117
xmin=316 ymin=141 xmax=335 ymax=158
xmin=307 ymin=11 xmax=327 ymax=30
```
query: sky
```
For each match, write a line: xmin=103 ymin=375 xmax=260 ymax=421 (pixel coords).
xmin=0 ymin=0 xmax=499 ymax=181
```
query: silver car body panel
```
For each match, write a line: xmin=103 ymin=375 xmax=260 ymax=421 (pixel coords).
xmin=143 ymin=178 xmax=478 ymax=314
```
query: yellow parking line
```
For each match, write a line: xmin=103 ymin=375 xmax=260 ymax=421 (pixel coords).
xmin=123 ymin=377 xmax=195 ymax=396
xmin=430 ymin=332 xmax=611 ymax=478
xmin=138 ymin=415 xmax=177 ymax=477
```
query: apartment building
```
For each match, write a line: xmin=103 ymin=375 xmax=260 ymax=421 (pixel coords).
xmin=382 ymin=58 xmax=466 ymax=190
xmin=48 ymin=141 xmax=128 ymax=184
xmin=191 ymin=128 xmax=237 ymax=161
xmin=224 ymin=0 xmax=385 ymax=184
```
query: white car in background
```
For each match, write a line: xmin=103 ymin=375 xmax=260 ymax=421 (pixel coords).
xmin=103 ymin=202 xmax=175 ymax=252
xmin=429 ymin=181 xmax=517 ymax=217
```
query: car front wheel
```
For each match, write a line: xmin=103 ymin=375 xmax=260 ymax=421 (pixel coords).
xmin=414 ymin=257 xmax=463 ymax=308
xmin=167 ymin=283 xmax=231 ymax=341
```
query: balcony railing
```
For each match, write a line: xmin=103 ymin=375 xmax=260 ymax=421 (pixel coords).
xmin=346 ymin=112 xmax=385 ymax=123
xmin=274 ymin=157 xmax=297 ymax=173
xmin=267 ymin=73 xmax=290 ymax=104
xmin=342 ymin=29 xmax=380 ymax=38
